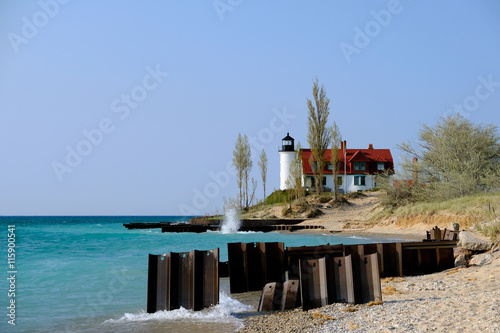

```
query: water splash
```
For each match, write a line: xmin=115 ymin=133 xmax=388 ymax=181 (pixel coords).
xmin=104 ymin=291 xmax=253 ymax=324
xmin=220 ymin=208 xmax=241 ymax=234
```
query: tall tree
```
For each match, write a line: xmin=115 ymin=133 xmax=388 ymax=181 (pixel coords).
xmin=398 ymin=114 xmax=500 ymax=200
xmin=232 ymin=133 xmax=253 ymax=209
xmin=307 ymin=77 xmax=332 ymax=193
xmin=286 ymin=141 xmax=304 ymax=202
xmin=330 ymin=122 xmax=342 ymax=202
xmin=258 ymin=149 xmax=268 ymax=203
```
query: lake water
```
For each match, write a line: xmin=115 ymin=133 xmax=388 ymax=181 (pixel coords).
xmin=0 ymin=216 xmax=410 ymax=333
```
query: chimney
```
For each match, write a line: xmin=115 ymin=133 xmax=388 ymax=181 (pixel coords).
xmin=368 ymin=144 xmax=373 ymax=149
xmin=412 ymin=158 xmax=418 ymax=184
xmin=343 ymin=140 xmax=347 ymax=154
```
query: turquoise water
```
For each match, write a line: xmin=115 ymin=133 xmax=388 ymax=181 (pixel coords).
xmin=0 ymin=216 xmax=408 ymax=333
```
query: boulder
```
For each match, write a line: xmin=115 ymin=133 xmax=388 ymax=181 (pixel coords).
xmin=457 ymin=231 xmax=492 ymax=251
xmin=454 ymin=254 xmax=467 ymax=267
xmin=450 ymin=222 xmax=460 ymax=231
xmin=469 ymin=253 xmax=493 ymax=266
xmin=453 ymin=247 xmax=470 ymax=257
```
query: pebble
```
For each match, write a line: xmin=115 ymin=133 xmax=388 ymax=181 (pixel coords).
xmin=238 ymin=255 xmax=500 ymax=333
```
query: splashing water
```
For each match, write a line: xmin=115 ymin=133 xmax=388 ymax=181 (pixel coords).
xmin=104 ymin=291 xmax=253 ymax=324
xmin=220 ymin=208 xmax=241 ymax=234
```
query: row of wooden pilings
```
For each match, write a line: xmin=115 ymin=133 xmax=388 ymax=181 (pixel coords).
xmin=147 ymin=240 xmax=457 ymax=313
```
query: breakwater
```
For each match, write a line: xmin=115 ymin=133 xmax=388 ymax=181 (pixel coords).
xmin=123 ymin=218 xmax=325 ymax=232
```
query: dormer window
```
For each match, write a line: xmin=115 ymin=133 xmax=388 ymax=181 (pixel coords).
xmin=353 ymin=162 xmax=366 ymax=171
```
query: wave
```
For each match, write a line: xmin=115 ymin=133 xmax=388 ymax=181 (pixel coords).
xmin=205 ymin=230 xmax=264 ymax=235
xmin=104 ymin=291 xmax=253 ymax=324
xmin=347 ymin=235 xmax=371 ymax=240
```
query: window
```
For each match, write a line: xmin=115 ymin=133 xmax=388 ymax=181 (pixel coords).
xmin=354 ymin=176 xmax=366 ymax=186
xmin=377 ymin=162 xmax=385 ymax=171
xmin=337 ymin=176 xmax=343 ymax=185
xmin=327 ymin=162 xmax=333 ymax=171
xmin=322 ymin=177 xmax=327 ymax=186
xmin=353 ymin=162 xmax=366 ymax=171
xmin=311 ymin=161 xmax=318 ymax=171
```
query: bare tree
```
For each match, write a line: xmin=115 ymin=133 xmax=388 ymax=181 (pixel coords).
xmin=307 ymin=77 xmax=332 ymax=193
xmin=243 ymin=142 xmax=253 ymax=209
xmin=286 ymin=141 xmax=304 ymax=202
xmin=249 ymin=178 xmax=258 ymax=206
xmin=258 ymin=149 xmax=268 ymax=203
xmin=233 ymin=134 xmax=244 ymax=209
xmin=330 ymin=122 xmax=342 ymax=202
xmin=232 ymin=133 xmax=253 ymax=209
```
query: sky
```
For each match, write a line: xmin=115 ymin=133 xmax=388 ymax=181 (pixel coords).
xmin=1 ymin=1 xmax=499 ymax=216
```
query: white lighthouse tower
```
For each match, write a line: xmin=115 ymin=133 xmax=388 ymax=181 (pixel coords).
xmin=279 ymin=133 xmax=295 ymax=190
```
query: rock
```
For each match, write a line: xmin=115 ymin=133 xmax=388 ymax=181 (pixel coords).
xmin=453 ymin=247 xmax=471 ymax=257
xmin=454 ymin=254 xmax=467 ymax=267
xmin=451 ymin=222 xmax=460 ymax=231
xmin=469 ymin=253 xmax=493 ymax=266
xmin=457 ymin=231 xmax=492 ymax=251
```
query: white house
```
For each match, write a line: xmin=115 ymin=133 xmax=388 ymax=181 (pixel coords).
xmin=279 ymin=133 xmax=394 ymax=193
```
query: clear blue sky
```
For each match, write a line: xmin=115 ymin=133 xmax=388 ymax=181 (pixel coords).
xmin=1 ymin=1 xmax=499 ymax=216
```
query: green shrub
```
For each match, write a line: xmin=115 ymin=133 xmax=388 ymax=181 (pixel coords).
xmin=266 ymin=190 xmax=292 ymax=205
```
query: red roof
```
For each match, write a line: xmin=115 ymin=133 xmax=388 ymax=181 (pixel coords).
xmin=301 ymin=147 xmax=394 ymax=175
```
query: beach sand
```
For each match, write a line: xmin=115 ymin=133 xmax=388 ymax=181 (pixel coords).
xmin=236 ymin=191 xmax=500 ymax=332
xmin=238 ymin=249 xmax=500 ymax=333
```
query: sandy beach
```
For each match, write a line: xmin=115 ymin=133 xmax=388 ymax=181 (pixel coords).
xmin=237 ymin=192 xmax=500 ymax=332
xmin=238 ymin=249 xmax=500 ymax=332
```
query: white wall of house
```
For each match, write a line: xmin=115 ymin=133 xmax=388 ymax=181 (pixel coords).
xmin=339 ymin=174 xmax=375 ymax=193
xmin=305 ymin=174 xmax=385 ymax=193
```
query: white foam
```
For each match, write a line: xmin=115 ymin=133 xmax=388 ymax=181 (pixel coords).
xmin=104 ymin=291 xmax=253 ymax=324
xmin=348 ymin=235 xmax=370 ymax=240
xmin=220 ymin=208 xmax=241 ymax=234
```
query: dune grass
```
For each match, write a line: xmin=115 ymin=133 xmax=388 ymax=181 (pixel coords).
xmin=391 ymin=191 xmax=500 ymax=219
xmin=371 ymin=191 xmax=500 ymax=239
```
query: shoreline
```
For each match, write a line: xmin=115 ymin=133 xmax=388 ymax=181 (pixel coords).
xmin=228 ymin=200 xmax=500 ymax=332
xmin=287 ymin=228 xmax=424 ymax=241
xmin=237 ymin=250 xmax=500 ymax=332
